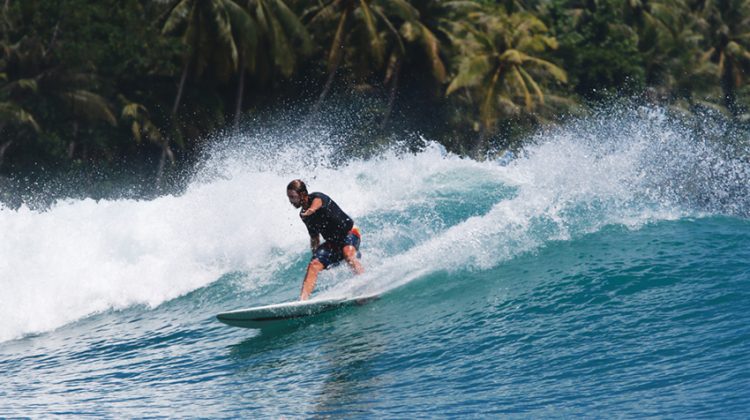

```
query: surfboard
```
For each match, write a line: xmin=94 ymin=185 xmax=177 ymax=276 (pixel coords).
xmin=216 ymin=294 xmax=379 ymax=329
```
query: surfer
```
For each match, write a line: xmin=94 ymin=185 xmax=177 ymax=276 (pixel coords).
xmin=287 ymin=179 xmax=364 ymax=300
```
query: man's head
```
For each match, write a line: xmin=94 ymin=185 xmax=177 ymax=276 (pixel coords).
xmin=287 ymin=179 xmax=308 ymax=209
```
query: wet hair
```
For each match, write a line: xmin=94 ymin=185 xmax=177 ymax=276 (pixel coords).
xmin=287 ymin=179 xmax=308 ymax=195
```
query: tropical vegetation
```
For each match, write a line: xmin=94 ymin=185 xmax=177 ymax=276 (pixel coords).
xmin=0 ymin=0 xmax=748 ymax=192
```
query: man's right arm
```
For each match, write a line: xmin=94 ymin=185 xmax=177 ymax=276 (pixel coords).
xmin=310 ymin=234 xmax=320 ymax=255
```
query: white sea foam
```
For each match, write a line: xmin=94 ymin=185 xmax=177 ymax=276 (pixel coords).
xmin=2 ymin=106 xmax=747 ymax=341
xmin=0 ymin=141 xmax=474 ymax=342
xmin=328 ymin=107 xmax=749 ymax=298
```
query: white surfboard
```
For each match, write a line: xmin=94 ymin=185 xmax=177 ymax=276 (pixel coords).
xmin=216 ymin=294 xmax=379 ymax=329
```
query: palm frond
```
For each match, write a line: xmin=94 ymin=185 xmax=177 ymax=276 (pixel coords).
xmin=381 ymin=0 xmax=419 ymax=22
xmin=211 ymin=0 xmax=239 ymax=70
xmin=418 ymin=22 xmax=447 ymax=82
xmin=509 ymin=66 xmax=532 ymax=109
xmin=162 ymin=0 xmax=193 ymax=35
xmin=480 ymin=67 xmax=502 ymax=129
xmin=306 ymin=0 xmax=342 ymax=27
xmin=271 ymin=0 xmax=314 ymax=55
xmin=518 ymin=66 xmax=544 ymax=104
xmin=520 ymin=55 xmax=567 ymax=83
xmin=374 ymin=7 xmax=405 ymax=54
xmin=447 ymin=54 xmax=491 ymax=95
xmin=327 ymin=8 xmax=349 ymax=72
xmin=359 ymin=0 xmax=385 ymax=66
xmin=225 ymin=1 xmax=257 ymax=54
xmin=0 ymin=78 xmax=38 ymax=97
xmin=62 ymin=90 xmax=117 ymax=126
xmin=121 ymin=102 xmax=162 ymax=144
xmin=265 ymin=3 xmax=296 ymax=76
xmin=0 ymin=102 xmax=41 ymax=132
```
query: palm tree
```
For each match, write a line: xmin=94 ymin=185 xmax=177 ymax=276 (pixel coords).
xmin=1 ymin=36 xmax=117 ymax=161
xmin=621 ymin=0 xmax=717 ymax=108
xmin=162 ymin=0 xmax=250 ymax=117
xmin=380 ymin=0 xmax=454 ymax=126
xmin=220 ymin=0 xmax=257 ymax=130
xmin=161 ymin=0 xmax=255 ymax=186
xmin=691 ymin=0 xmax=750 ymax=117
xmin=304 ymin=0 xmax=385 ymax=112
xmin=246 ymin=0 xmax=312 ymax=78
xmin=120 ymin=99 xmax=174 ymax=185
xmin=0 ymin=101 xmax=41 ymax=168
xmin=234 ymin=0 xmax=312 ymax=128
xmin=164 ymin=0 xmax=312 ymax=129
xmin=305 ymin=0 xmax=450 ymax=125
xmin=446 ymin=7 xmax=567 ymax=154
xmin=624 ymin=0 xmax=681 ymax=83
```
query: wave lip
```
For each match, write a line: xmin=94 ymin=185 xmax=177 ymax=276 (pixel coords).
xmin=3 ymin=105 xmax=749 ymax=342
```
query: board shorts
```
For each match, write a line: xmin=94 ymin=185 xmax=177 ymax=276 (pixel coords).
xmin=313 ymin=227 xmax=361 ymax=269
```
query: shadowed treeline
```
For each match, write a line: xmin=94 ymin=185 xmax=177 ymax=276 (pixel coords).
xmin=1 ymin=0 xmax=749 ymax=188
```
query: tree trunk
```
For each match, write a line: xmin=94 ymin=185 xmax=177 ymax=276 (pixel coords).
xmin=68 ymin=121 xmax=78 ymax=159
xmin=155 ymin=148 xmax=166 ymax=190
xmin=381 ymin=58 xmax=401 ymax=130
xmin=722 ymin=58 xmax=738 ymax=118
xmin=309 ymin=8 xmax=350 ymax=121
xmin=45 ymin=23 xmax=60 ymax=55
xmin=155 ymin=143 xmax=175 ymax=190
xmin=474 ymin=126 xmax=490 ymax=160
xmin=234 ymin=56 xmax=246 ymax=132
xmin=161 ymin=61 xmax=188 ymax=189
xmin=172 ymin=61 xmax=189 ymax=116
xmin=310 ymin=54 xmax=343 ymax=120
xmin=0 ymin=140 xmax=13 ymax=169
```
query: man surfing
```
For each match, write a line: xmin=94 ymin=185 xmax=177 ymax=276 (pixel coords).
xmin=286 ymin=179 xmax=364 ymax=300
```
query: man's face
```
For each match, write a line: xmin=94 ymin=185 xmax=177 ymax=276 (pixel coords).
xmin=287 ymin=189 xmax=303 ymax=208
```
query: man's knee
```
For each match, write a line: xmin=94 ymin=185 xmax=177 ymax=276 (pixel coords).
xmin=342 ymin=245 xmax=357 ymax=259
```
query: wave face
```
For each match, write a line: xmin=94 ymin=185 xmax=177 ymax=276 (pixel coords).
xmin=1 ymin=106 xmax=749 ymax=417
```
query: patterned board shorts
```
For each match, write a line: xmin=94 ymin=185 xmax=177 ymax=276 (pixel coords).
xmin=313 ymin=227 xmax=361 ymax=268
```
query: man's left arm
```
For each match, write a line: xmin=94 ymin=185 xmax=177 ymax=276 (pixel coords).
xmin=301 ymin=197 xmax=324 ymax=217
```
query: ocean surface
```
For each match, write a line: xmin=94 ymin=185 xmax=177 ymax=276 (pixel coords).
xmin=1 ymin=107 xmax=749 ymax=417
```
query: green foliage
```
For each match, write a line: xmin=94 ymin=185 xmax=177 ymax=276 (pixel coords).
xmin=0 ymin=101 xmax=41 ymax=132
xmin=446 ymin=3 xmax=567 ymax=154
xmin=0 ymin=0 xmax=747 ymax=183
xmin=692 ymin=0 xmax=750 ymax=117
xmin=548 ymin=0 xmax=645 ymax=100
xmin=248 ymin=0 xmax=313 ymax=79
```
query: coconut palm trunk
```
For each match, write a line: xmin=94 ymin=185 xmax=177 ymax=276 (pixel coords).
xmin=159 ymin=60 xmax=189 ymax=188
xmin=67 ymin=121 xmax=79 ymax=159
xmin=0 ymin=122 xmax=11 ymax=168
xmin=315 ymin=51 xmax=342 ymax=114
xmin=234 ymin=55 xmax=246 ymax=131
xmin=721 ymin=59 xmax=739 ymax=117
xmin=0 ymin=140 xmax=11 ymax=165
xmin=155 ymin=142 xmax=175 ymax=190
xmin=172 ymin=61 xmax=189 ymax=116
xmin=475 ymin=126 xmax=491 ymax=159
xmin=381 ymin=57 xmax=401 ymax=129
xmin=310 ymin=5 xmax=351 ymax=119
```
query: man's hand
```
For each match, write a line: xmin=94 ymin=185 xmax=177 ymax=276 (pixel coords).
xmin=300 ymin=197 xmax=323 ymax=217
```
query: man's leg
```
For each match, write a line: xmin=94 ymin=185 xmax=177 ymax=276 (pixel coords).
xmin=300 ymin=259 xmax=325 ymax=300
xmin=343 ymin=245 xmax=364 ymax=275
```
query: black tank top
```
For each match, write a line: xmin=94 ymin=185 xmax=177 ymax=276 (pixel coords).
xmin=301 ymin=192 xmax=354 ymax=243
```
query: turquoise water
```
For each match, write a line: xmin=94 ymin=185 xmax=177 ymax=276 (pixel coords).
xmin=1 ymin=108 xmax=749 ymax=416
